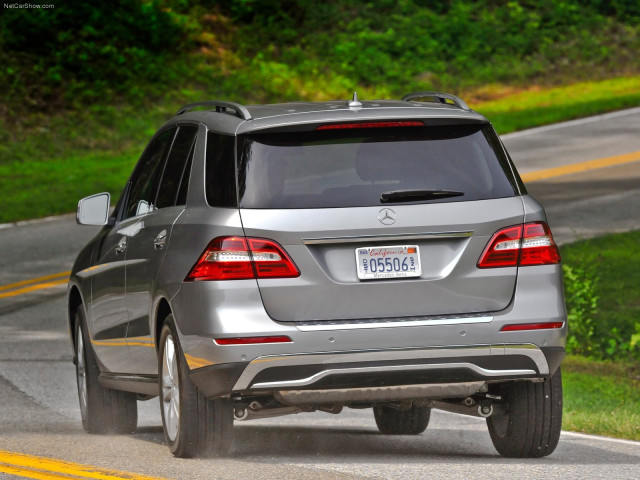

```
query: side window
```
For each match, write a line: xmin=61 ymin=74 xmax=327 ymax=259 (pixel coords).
xmin=125 ymin=128 xmax=176 ymax=219
xmin=156 ymin=126 xmax=197 ymax=209
xmin=206 ymin=132 xmax=237 ymax=207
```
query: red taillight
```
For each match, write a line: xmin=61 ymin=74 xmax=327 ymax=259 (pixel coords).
xmin=186 ymin=236 xmax=300 ymax=281
xmin=477 ymin=222 xmax=560 ymax=268
xmin=214 ymin=336 xmax=293 ymax=345
xmin=477 ymin=225 xmax=523 ymax=268
xmin=500 ymin=322 xmax=564 ymax=332
xmin=247 ymin=238 xmax=300 ymax=278
xmin=520 ymin=223 xmax=561 ymax=266
xmin=316 ymin=121 xmax=424 ymax=130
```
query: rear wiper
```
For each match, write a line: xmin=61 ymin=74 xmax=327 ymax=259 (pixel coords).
xmin=380 ymin=189 xmax=464 ymax=203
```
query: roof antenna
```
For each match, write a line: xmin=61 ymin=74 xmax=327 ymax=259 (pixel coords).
xmin=347 ymin=92 xmax=362 ymax=109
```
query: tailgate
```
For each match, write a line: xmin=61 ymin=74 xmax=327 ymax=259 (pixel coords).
xmin=240 ymin=197 xmax=524 ymax=322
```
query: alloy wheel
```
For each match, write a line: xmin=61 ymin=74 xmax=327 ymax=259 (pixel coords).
xmin=76 ymin=328 xmax=88 ymax=422
xmin=161 ymin=334 xmax=180 ymax=441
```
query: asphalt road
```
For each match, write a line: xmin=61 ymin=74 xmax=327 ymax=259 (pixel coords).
xmin=502 ymin=106 xmax=640 ymax=244
xmin=1 ymin=108 xmax=640 ymax=479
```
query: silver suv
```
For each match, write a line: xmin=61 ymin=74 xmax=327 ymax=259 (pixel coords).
xmin=68 ymin=92 xmax=566 ymax=459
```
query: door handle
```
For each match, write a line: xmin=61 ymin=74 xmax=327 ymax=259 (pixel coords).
xmin=115 ymin=237 xmax=127 ymax=255
xmin=154 ymin=230 xmax=167 ymax=250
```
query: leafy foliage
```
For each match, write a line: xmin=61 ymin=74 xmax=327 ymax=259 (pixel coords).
xmin=211 ymin=0 xmax=640 ymax=99
xmin=2 ymin=0 xmax=640 ymax=114
xmin=563 ymin=264 xmax=598 ymax=356
xmin=561 ymin=232 xmax=640 ymax=362
xmin=0 ymin=1 xmax=184 ymax=110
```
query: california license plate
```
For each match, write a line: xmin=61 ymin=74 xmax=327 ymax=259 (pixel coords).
xmin=355 ymin=245 xmax=421 ymax=280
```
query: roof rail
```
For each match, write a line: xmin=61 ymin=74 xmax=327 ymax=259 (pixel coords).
xmin=177 ymin=100 xmax=252 ymax=120
xmin=402 ymin=91 xmax=470 ymax=111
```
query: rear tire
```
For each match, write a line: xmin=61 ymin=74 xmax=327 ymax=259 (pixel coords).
xmin=158 ymin=315 xmax=233 ymax=458
xmin=74 ymin=308 xmax=138 ymax=434
xmin=374 ymin=404 xmax=430 ymax=435
xmin=487 ymin=368 xmax=563 ymax=458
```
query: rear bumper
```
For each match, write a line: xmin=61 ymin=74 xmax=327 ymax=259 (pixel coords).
xmin=175 ymin=263 xmax=567 ymax=399
xmin=190 ymin=343 xmax=564 ymax=398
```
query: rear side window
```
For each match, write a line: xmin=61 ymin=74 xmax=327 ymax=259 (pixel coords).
xmin=237 ymin=124 xmax=517 ymax=209
xmin=206 ymin=132 xmax=237 ymax=207
xmin=156 ymin=125 xmax=197 ymax=208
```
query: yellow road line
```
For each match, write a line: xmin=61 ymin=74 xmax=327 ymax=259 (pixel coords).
xmin=0 ymin=279 xmax=68 ymax=299
xmin=521 ymin=150 xmax=640 ymax=182
xmin=0 ymin=462 xmax=76 ymax=480
xmin=0 ymin=450 xmax=169 ymax=480
xmin=0 ymin=271 xmax=70 ymax=293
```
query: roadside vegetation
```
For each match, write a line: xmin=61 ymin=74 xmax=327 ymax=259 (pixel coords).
xmin=1 ymin=0 xmax=639 ymax=440
xmin=561 ymin=232 xmax=640 ymax=363
xmin=560 ymin=231 xmax=640 ymax=440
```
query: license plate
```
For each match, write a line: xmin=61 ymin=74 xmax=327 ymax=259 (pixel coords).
xmin=355 ymin=245 xmax=421 ymax=280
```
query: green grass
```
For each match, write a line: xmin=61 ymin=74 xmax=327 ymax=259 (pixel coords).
xmin=0 ymin=104 xmax=168 ymax=223
xmin=472 ymin=77 xmax=640 ymax=133
xmin=563 ymin=355 xmax=640 ymax=440
xmin=0 ymin=151 xmax=136 ymax=221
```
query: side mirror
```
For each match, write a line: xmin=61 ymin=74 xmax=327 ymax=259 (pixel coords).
xmin=77 ymin=192 xmax=111 ymax=226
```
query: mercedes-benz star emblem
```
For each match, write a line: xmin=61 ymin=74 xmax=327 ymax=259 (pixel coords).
xmin=378 ymin=208 xmax=397 ymax=225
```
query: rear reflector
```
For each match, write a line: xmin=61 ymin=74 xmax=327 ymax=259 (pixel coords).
xmin=500 ymin=322 xmax=564 ymax=332
xmin=477 ymin=222 xmax=560 ymax=268
xmin=317 ymin=121 xmax=424 ymax=130
xmin=186 ymin=236 xmax=300 ymax=281
xmin=214 ymin=336 xmax=293 ymax=345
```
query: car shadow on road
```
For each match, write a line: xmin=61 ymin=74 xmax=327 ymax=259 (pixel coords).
xmin=131 ymin=423 xmax=639 ymax=465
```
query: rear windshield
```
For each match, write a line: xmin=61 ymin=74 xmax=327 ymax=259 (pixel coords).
xmin=237 ymin=124 xmax=517 ymax=209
